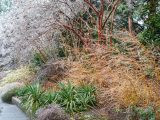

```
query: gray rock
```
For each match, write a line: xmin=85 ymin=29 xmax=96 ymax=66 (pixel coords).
xmin=36 ymin=104 xmax=69 ymax=120
xmin=36 ymin=61 xmax=68 ymax=83
xmin=0 ymin=82 xmax=23 ymax=97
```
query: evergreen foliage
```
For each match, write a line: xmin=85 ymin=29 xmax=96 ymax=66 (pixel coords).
xmin=138 ymin=0 xmax=160 ymax=47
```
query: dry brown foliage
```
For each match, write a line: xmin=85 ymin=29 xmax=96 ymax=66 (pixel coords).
xmin=40 ymin=28 xmax=160 ymax=118
xmin=57 ymin=33 xmax=160 ymax=118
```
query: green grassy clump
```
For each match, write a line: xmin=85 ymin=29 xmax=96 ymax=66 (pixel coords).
xmin=17 ymin=84 xmax=46 ymax=113
xmin=16 ymin=82 xmax=96 ymax=114
xmin=57 ymin=82 xmax=96 ymax=113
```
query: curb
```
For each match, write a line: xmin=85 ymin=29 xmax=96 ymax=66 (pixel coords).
xmin=12 ymin=96 xmax=35 ymax=120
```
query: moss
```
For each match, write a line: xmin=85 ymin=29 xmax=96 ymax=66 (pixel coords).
xmin=1 ymin=88 xmax=18 ymax=103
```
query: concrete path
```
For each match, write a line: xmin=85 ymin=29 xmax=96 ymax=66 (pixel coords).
xmin=0 ymin=97 xmax=30 ymax=120
xmin=0 ymin=71 xmax=30 ymax=120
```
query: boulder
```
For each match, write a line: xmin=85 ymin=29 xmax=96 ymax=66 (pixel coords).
xmin=0 ymin=82 xmax=23 ymax=96
xmin=36 ymin=104 xmax=69 ymax=120
xmin=36 ymin=61 xmax=68 ymax=83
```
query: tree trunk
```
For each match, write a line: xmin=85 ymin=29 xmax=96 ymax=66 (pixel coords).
xmin=125 ymin=0 xmax=133 ymax=34
xmin=128 ymin=14 xmax=133 ymax=34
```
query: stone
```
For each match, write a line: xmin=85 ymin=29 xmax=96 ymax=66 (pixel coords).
xmin=36 ymin=61 xmax=68 ymax=83
xmin=36 ymin=104 xmax=69 ymax=120
xmin=0 ymin=99 xmax=29 ymax=120
xmin=0 ymin=82 xmax=23 ymax=97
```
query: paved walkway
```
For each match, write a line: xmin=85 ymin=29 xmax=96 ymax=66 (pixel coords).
xmin=0 ymin=97 xmax=29 ymax=120
xmin=0 ymin=71 xmax=30 ymax=120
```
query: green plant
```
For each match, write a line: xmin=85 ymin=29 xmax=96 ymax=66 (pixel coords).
xmin=57 ymin=82 xmax=79 ymax=113
xmin=17 ymin=84 xmax=46 ymax=113
xmin=1 ymin=88 xmax=18 ymax=103
xmin=138 ymin=29 xmax=160 ymax=47
xmin=138 ymin=0 xmax=160 ymax=47
xmin=77 ymin=84 xmax=96 ymax=111
xmin=129 ymin=106 xmax=156 ymax=120
xmin=144 ymin=66 xmax=155 ymax=79
xmin=17 ymin=85 xmax=30 ymax=97
xmin=58 ymin=47 xmax=67 ymax=57
xmin=31 ymin=52 xmax=46 ymax=67
xmin=57 ymin=82 xmax=96 ymax=113
xmin=43 ymin=92 xmax=58 ymax=105
xmin=16 ymin=82 xmax=96 ymax=114
xmin=113 ymin=39 xmax=128 ymax=54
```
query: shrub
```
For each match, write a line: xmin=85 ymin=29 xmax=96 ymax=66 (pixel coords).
xmin=31 ymin=52 xmax=46 ymax=67
xmin=138 ymin=29 xmax=160 ymax=47
xmin=36 ymin=62 xmax=67 ymax=84
xmin=1 ymin=88 xmax=17 ymax=103
xmin=30 ymin=48 xmax=59 ymax=68
xmin=128 ymin=106 xmax=156 ymax=120
xmin=138 ymin=4 xmax=160 ymax=47
xmin=144 ymin=66 xmax=155 ymax=79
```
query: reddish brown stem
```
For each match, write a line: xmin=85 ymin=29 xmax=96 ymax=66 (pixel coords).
xmin=84 ymin=0 xmax=99 ymax=16
xmin=102 ymin=0 xmax=121 ymax=29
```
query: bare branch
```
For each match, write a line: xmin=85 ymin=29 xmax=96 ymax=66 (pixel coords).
xmin=84 ymin=0 xmax=99 ymax=16
xmin=102 ymin=0 xmax=121 ymax=29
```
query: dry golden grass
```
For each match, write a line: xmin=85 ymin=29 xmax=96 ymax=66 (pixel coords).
xmin=0 ymin=66 xmax=35 ymax=87
xmin=41 ymin=33 xmax=160 ymax=118
xmin=60 ymin=35 xmax=160 ymax=114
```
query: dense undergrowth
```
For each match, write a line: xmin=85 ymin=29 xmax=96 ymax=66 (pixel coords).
xmin=6 ymin=36 xmax=157 ymax=120
xmin=1 ymin=30 xmax=159 ymax=120
xmin=0 ymin=0 xmax=160 ymax=120
xmin=16 ymin=82 xmax=96 ymax=114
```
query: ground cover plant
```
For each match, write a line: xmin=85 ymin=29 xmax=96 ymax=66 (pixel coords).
xmin=16 ymin=82 xmax=96 ymax=115
xmin=127 ymin=106 xmax=156 ymax=120
xmin=17 ymin=84 xmax=46 ymax=113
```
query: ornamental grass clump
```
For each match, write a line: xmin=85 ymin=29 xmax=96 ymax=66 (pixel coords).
xmin=17 ymin=84 xmax=46 ymax=113
xmin=16 ymin=82 xmax=96 ymax=114
xmin=55 ymin=82 xmax=96 ymax=113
